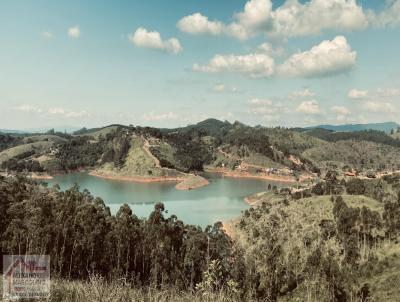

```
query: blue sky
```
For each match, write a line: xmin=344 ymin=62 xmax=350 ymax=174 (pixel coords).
xmin=0 ymin=0 xmax=399 ymax=129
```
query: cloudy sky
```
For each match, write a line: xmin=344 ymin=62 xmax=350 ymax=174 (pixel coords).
xmin=1 ymin=0 xmax=400 ymax=129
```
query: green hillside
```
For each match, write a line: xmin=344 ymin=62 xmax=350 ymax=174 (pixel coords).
xmin=303 ymin=140 xmax=400 ymax=172
xmin=1 ymin=119 xmax=400 ymax=180
xmin=306 ymin=122 xmax=399 ymax=133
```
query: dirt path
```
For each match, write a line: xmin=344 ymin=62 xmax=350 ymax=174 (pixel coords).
xmin=142 ymin=137 xmax=161 ymax=168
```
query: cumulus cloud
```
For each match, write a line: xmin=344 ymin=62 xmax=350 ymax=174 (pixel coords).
xmin=178 ymin=0 xmax=368 ymax=40
xmin=271 ymin=0 xmax=368 ymax=38
xmin=177 ymin=0 xmax=272 ymax=40
xmin=234 ymin=0 xmax=272 ymax=34
xmin=296 ymin=100 xmax=320 ymax=114
xmin=177 ymin=13 xmax=224 ymax=35
xmin=195 ymin=36 xmax=356 ymax=79
xmin=193 ymin=53 xmax=275 ymax=78
xmin=348 ymin=89 xmax=369 ymax=99
xmin=130 ymin=27 xmax=183 ymax=55
xmin=68 ymin=26 xmax=80 ymax=38
xmin=278 ymin=36 xmax=356 ymax=78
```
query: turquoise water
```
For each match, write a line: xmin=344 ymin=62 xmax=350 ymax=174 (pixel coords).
xmin=48 ymin=172 xmax=282 ymax=228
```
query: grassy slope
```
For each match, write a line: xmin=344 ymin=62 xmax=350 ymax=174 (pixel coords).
xmin=22 ymin=135 xmax=67 ymax=144
xmin=235 ymin=194 xmax=400 ymax=301
xmin=0 ymin=141 xmax=53 ymax=164
xmin=303 ymin=140 xmax=400 ymax=171
xmin=97 ymin=136 xmax=184 ymax=178
xmin=78 ymin=125 xmax=119 ymax=140
xmin=261 ymin=127 xmax=326 ymax=155
xmin=362 ymin=243 xmax=400 ymax=302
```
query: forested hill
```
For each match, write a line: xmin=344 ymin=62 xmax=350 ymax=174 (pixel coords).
xmin=1 ymin=118 xmax=400 ymax=178
xmin=304 ymin=121 xmax=399 ymax=133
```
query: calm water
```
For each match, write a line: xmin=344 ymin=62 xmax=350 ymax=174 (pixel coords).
xmin=48 ymin=172 xmax=282 ymax=228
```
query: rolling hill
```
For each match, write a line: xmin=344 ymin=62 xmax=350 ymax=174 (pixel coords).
xmin=1 ymin=119 xmax=400 ymax=180
xmin=306 ymin=122 xmax=399 ymax=133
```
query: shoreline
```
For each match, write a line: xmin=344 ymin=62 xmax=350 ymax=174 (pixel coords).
xmin=205 ymin=167 xmax=300 ymax=183
xmin=29 ymin=172 xmax=54 ymax=180
xmin=89 ymin=170 xmax=185 ymax=183
xmin=175 ymin=175 xmax=209 ymax=190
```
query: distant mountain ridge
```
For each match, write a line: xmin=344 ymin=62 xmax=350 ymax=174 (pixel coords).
xmin=307 ymin=122 xmax=399 ymax=133
xmin=0 ymin=126 xmax=82 ymax=135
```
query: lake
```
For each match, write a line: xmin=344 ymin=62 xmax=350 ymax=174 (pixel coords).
xmin=48 ymin=172 xmax=283 ymax=228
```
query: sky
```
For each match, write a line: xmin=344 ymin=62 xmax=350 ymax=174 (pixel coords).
xmin=0 ymin=0 xmax=400 ymax=130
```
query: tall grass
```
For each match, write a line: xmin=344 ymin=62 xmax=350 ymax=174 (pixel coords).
xmin=49 ymin=276 xmax=243 ymax=302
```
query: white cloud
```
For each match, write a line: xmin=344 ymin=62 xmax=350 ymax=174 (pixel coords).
xmin=331 ymin=105 xmax=350 ymax=115
xmin=68 ymin=26 xmax=80 ymax=38
xmin=278 ymin=36 xmax=356 ymax=78
xmin=177 ymin=13 xmax=224 ymax=35
xmin=234 ymin=0 xmax=272 ymax=34
xmin=248 ymin=98 xmax=273 ymax=106
xmin=289 ymin=88 xmax=316 ymax=100
xmin=247 ymin=96 xmax=282 ymax=121
xmin=348 ymin=89 xmax=369 ymax=99
xmin=364 ymin=101 xmax=396 ymax=113
xmin=348 ymin=87 xmax=400 ymax=100
xmin=130 ymin=27 xmax=183 ymax=55
xmin=368 ymin=0 xmax=400 ymax=27
xmin=142 ymin=111 xmax=179 ymax=121
xmin=196 ymin=36 xmax=355 ymax=79
xmin=178 ymin=0 xmax=368 ymax=40
xmin=257 ymin=42 xmax=285 ymax=57
xmin=296 ymin=100 xmax=320 ymax=114
xmin=177 ymin=0 xmax=272 ymax=40
xmin=271 ymin=0 xmax=368 ymax=38
xmin=376 ymin=87 xmax=400 ymax=97
xmin=14 ymin=105 xmax=90 ymax=118
xmin=15 ymin=105 xmax=43 ymax=114
xmin=47 ymin=107 xmax=90 ymax=118
xmin=41 ymin=31 xmax=53 ymax=39
xmin=193 ymin=53 xmax=275 ymax=78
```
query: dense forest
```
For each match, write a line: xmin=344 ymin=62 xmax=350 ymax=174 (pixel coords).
xmin=302 ymin=128 xmax=400 ymax=147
